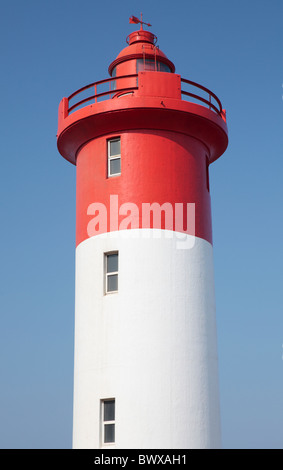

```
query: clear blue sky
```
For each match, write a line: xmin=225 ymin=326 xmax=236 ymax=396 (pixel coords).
xmin=0 ymin=0 xmax=282 ymax=449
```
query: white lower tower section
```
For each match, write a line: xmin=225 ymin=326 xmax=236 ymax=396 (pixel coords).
xmin=72 ymin=229 xmax=221 ymax=449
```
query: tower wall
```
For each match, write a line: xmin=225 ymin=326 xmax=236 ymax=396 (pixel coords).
xmin=57 ymin=28 xmax=228 ymax=450
xmin=75 ymin=130 xmax=212 ymax=247
xmin=73 ymin=230 xmax=220 ymax=449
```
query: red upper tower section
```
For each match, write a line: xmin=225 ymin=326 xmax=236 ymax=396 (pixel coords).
xmin=57 ymin=25 xmax=228 ymax=166
xmin=57 ymin=23 xmax=228 ymax=246
xmin=108 ymin=28 xmax=175 ymax=77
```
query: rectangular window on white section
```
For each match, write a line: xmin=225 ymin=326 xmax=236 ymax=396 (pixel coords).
xmin=101 ymin=399 xmax=115 ymax=445
xmin=108 ymin=138 xmax=121 ymax=177
xmin=105 ymin=252 xmax=118 ymax=294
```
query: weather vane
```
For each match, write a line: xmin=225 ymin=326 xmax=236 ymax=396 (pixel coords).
xmin=129 ymin=13 xmax=152 ymax=30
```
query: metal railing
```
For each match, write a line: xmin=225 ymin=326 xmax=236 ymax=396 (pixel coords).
xmin=67 ymin=73 xmax=223 ymax=117
xmin=68 ymin=74 xmax=139 ymax=113
xmin=180 ymin=78 xmax=222 ymax=116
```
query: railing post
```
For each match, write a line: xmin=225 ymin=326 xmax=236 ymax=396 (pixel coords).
xmin=94 ymin=83 xmax=97 ymax=103
xmin=57 ymin=97 xmax=69 ymax=134
xmin=61 ymin=97 xmax=69 ymax=118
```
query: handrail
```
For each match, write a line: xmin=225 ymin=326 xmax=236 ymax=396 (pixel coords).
xmin=68 ymin=87 xmax=138 ymax=113
xmin=68 ymin=74 xmax=138 ymax=113
xmin=181 ymin=78 xmax=222 ymax=115
xmin=181 ymin=90 xmax=220 ymax=115
xmin=66 ymin=73 xmax=223 ymax=117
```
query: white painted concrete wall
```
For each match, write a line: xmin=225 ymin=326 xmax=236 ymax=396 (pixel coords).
xmin=72 ymin=229 xmax=221 ymax=449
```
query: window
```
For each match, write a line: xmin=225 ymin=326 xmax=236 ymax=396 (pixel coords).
xmin=206 ymin=156 xmax=210 ymax=192
xmin=136 ymin=58 xmax=171 ymax=73
xmin=105 ymin=252 xmax=118 ymax=294
xmin=111 ymin=66 xmax=117 ymax=91
xmin=108 ymin=138 xmax=121 ymax=177
xmin=101 ymin=399 xmax=115 ymax=445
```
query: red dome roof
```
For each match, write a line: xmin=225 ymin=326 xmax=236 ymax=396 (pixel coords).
xmin=108 ymin=29 xmax=175 ymax=76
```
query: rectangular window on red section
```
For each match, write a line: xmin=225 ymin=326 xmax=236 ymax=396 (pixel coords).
xmin=108 ymin=138 xmax=121 ymax=177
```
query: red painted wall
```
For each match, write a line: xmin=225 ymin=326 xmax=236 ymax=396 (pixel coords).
xmin=76 ymin=130 xmax=212 ymax=247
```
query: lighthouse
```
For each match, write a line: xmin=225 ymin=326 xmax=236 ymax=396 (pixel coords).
xmin=57 ymin=17 xmax=228 ymax=449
